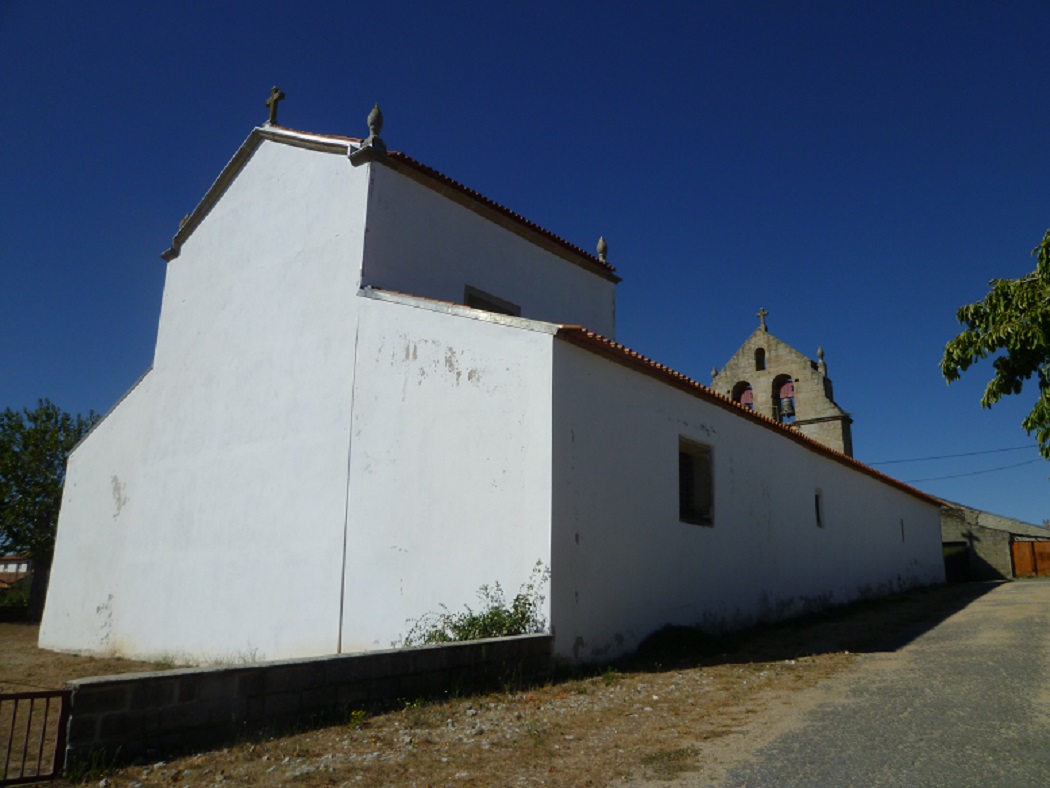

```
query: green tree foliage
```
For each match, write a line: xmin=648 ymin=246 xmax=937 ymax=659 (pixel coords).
xmin=941 ymin=229 xmax=1050 ymax=459
xmin=0 ymin=399 xmax=98 ymax=565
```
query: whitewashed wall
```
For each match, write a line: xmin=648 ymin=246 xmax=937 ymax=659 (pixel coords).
xmin=43 ymin=139 xmax=370 ymax=662
xmin=340 ymin=293 xmax=554 ymax=651
xmin=550 ymin=340 xmax=944 ymax=663
xmin=360 ymin=163 xmax=617 ymax=337
xmin=40 ymin=373 xmax=154 ymax=653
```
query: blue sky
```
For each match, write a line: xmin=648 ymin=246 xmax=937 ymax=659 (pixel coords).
xmin=2 ymin=1 xmax=1047 ymax=524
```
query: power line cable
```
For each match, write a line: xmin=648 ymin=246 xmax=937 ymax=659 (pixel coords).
xmin=902 ymin=458 xmax=1042 ymax=483
xmin=869 ymin=444 xmax=1036 ymax=465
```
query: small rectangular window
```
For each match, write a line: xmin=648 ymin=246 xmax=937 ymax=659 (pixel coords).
xmin=679 ymin=438 xmax=713 ymax=526
xmin=464 ymin=286 xmax=521 ymax=317
xmin=815 ymin=489 xmax=824 ymax=528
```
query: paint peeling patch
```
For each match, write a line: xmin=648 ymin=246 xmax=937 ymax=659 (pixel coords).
xmin=443 ymin=347 xmax=465 ymax=384
xmin=96 ymin=593 xmax=114 ymax=647
xmin=110 ymin=475 xmax=128 ymax=520
xmin=467 ymin=368 xmax=481 ymax=383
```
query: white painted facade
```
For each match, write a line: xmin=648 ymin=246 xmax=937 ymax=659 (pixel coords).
xmin=550 ymin=340 xmax=943 ymax=662
xmin=340 ymin=291 xmax=556 ymax=652
xmin=41 ymin=124 xmax=944 ymax=665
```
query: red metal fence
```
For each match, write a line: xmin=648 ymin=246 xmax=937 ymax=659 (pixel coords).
xmin=0 ymin=690 xmax=70 ymax=785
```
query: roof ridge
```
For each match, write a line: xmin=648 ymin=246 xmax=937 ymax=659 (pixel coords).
xmin=262 ymin=124 xmax=363 ymax=145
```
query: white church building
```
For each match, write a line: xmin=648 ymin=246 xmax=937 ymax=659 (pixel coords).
xmin=40 ymin=103 xmax=945 ymax=665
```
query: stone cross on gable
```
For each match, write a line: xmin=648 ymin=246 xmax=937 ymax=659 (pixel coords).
xmin=757 ymin=307 xmax=769 ymax=331
xmin=265 ymin=86 xmax=285 ymax=126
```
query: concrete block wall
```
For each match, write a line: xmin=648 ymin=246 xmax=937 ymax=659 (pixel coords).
xmin=65 ymin=634 xmax=551 ymax=766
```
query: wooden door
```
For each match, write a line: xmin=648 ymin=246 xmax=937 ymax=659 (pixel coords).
xmin=1011 ymin=541 xmax=1050 ymax=578
xmin=1034 ymin=542 xmax=1050 ymax=576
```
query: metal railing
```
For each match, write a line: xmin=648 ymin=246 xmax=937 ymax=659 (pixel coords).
xmin=0 ymin=690 xmax=70 ymax=785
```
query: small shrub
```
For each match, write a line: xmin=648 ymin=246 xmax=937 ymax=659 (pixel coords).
xmin=403 ymin=562 xmax=550 ymax=646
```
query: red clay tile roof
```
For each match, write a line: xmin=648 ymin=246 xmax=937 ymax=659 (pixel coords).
xmin=555 ymin=326 xmax=943 ymax=507
xmin=383 ymin=150 xmax=619 ymax=281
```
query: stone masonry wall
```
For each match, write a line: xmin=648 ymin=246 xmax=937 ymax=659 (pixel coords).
xmin=712 ymin=328 xmax=853 ymax=456
xmin=65 ymin=634 xmax=552 ymax=767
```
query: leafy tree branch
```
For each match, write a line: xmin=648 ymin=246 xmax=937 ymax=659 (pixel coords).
xmin=941 ymin=229 xmax=1050 ymax=459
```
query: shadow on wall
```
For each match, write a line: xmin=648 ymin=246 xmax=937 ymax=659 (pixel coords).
xmin=943 ymin=541 xmax=1008 ymax=583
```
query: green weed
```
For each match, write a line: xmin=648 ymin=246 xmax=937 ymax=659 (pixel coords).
xmin=403 ymin=562 xmax=550 ymax=645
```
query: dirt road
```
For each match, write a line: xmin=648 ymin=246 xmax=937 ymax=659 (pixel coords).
xmin=711 ymin=580 xmax=1050 ymax=787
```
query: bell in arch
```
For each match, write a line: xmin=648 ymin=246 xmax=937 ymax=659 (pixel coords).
xmin=780 ymin=397 xmax=795 ymax=418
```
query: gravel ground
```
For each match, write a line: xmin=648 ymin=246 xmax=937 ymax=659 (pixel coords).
xmin=2 ymin=583 xmax=998 ymax=786
xmin=720 ymin=580 xmax=1050 ymax=787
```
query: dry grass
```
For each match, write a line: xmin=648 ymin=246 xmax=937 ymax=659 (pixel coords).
xmin=0 ymin=623 xmax=179 ymax=693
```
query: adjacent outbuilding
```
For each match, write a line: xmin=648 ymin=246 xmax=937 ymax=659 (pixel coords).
xmin=941 ymin=501 xmax=1050 ymax=580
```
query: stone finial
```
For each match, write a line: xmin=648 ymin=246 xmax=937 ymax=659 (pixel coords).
xmin=817 ymin=346 xmax=827 ymax=376
xmin=265 ymin=86 xmax=285 ymax=126
xmin=817 ymin=346 xmax=824 ymax=361
xmin=597 ymin=236 xmax=608 ymax=262
xmin=350 ymin=102 xmax=388 ymax=165
xmin=365 ymin=103 xmax=387 ymax=152
xmin=711 ymin=367 xmax=719 ymax=379
xmin=757 ymin=307 xmax=769 ymax=331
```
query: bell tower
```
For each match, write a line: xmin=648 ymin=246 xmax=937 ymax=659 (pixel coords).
xmin=711 ymin=309 xmax=854 ymax=456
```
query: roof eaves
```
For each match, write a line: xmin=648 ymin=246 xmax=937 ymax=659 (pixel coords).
xmin=361 ymin=286 xmax=562 ymax=334
xmin=555 ymin=326 xmax=943 ymax=507
xmin=381 ymin=151 xmax=621 ymax=284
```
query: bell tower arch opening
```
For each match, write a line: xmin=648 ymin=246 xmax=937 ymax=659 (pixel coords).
xmin=731 ymin=381 xmax=754 ymax=410
xmin=773 ymin=374 xmax=795 ymax=423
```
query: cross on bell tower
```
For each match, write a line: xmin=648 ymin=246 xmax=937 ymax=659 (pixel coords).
xmin=757 ymin=307 xmax=769 ymax=331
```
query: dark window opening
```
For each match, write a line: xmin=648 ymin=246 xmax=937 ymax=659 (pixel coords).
xmin=755 ymin=348 xmax=766 ymax=371
xmin=679 ymin=438 xmax=713 ymax=526
xmin=815 ymin=489 xmax=824 ymax=527
xmin=464 ymin=286 xmax=521 ymax=317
